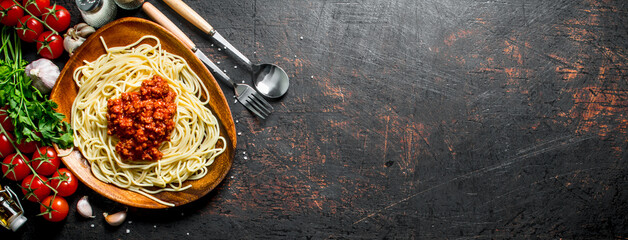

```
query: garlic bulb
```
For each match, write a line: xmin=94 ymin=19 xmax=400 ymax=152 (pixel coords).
xmin=63 ymin=23 xmax=96 ymax=56
xmin=24 ymin=59 xmax=60 ymax=94
xmin=77 ymin=196 xmax=95 ymax=218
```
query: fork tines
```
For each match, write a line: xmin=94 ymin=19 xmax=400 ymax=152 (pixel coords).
xmin=243 ymin=93 xmax=273 ymax=119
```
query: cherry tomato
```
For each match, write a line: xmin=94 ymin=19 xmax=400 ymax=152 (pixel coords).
xmin=40 ymin=195 xmax=69 ymax=222
xmin=31 ymin=146 xmax=60 ymax=176
xmin=49 ymin=168 xmax=77 ymax=197
xmin=36 ymin=31 xmax=63 ymax=59
xmin=17 ymin=15 xmax=43 ymax=43
xmin=1 ymin=153 xmax=29 ymax=181
xmin=0 ymin=0 xmax=24 ymax=26
xmin=22 ymin=0 xmax=50 ymax=17
xmin=16 ymin=132 xmax=42 ymax=154
xmin=0 ymin=131 xmax=14 ymax=158
xmin=42 ymin=4 xmax=70 ymax=32
xmin=0 ymin=106 xmax=13 ymax=132
xmin=21 ymin=174 xmax=51 ymax=202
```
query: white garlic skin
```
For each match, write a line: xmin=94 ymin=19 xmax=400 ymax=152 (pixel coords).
xmin=77 ymin=196 xmax=95 ymax=218
xmin=24 ymin=59 xmax=60 ymax=94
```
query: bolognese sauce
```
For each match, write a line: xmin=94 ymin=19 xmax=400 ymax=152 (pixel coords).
xmin=107 ymin=75 xmax=177 ymax=162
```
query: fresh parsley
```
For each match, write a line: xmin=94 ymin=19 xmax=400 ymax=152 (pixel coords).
xmin=0 ymin=26 xmax=73 ymax=149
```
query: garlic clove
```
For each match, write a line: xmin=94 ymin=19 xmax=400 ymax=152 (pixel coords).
xmin=77 ymin=196 xmax=95 ymax=218
xmin=103 ymin=209 xmax=127 ymax=226
xmin=76 ymin=23 xmax=89 ymax=30
xmin=76 ymin=24 xmax=96 ymax=38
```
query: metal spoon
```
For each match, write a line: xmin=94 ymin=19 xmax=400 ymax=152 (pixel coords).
xmin=162 ymin=0 xmax=290 ymax=99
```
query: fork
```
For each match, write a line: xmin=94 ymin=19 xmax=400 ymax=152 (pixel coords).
xmin=143 ymin=3 xmax=272 ymax=119
xmin=196 ymin=52 xmax=273 ymax=119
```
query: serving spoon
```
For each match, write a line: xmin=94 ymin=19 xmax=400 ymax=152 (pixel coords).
xmin=162 ymin=0 xmax=290 ymax=99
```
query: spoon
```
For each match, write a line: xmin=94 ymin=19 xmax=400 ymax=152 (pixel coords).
xmin=162 ymin=0 xmax=290 ymax=99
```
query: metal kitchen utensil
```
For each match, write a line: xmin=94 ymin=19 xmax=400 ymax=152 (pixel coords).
xmin=162 ymin=0 xmax=290 ymax=99
xmin=142 ymin=2 xmax=273 ymax=119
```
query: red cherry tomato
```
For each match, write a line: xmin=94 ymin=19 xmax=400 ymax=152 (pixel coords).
xmin=21 ymin=174 xmax=51 ymax=202
xmin=17 ymin=15 xmax=43 ymax=43
xmin=16 ymin=132 xmax=41 ymax=154
xmin=36 ymin=31 xmax=63 ymax=59
xmin=31 ymin=146 xmax=60 ymax=176
xmin=1 ymin=153 xmax=29 ymax=181
xmin=0 ymin=131 xmax=14 ymax=158
xmin=49 ymin=168 xmax=78 ymax=197
xmin=0 ymin=0 xmax=24 ymax=26
xmin=42 ymin=4 xmax=70 ymax=32
xmin=22 ymin=0 xmax=50 ymax=17
xmin=40 ymin=195 xmax=69 ymax=222
xmin=0 ymin=106 xmax=13 ymax=132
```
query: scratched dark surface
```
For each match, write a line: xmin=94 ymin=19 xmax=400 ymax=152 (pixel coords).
xmin=2 ymin=0 xmax=627 ymax=239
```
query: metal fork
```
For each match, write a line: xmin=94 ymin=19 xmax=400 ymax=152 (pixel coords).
xmin=143 ymin=3 xmax=272 ymax=119
xmin=196 ymin=53 xmax=273 ymax=119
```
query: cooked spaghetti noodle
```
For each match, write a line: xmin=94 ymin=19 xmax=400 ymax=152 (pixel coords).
xmin=71 ymin=36 xmax=225 ymax=207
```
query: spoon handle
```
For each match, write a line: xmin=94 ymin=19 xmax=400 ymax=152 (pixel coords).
xmin=161 ymin=0 xmax=255 ymax=72
xmin=161 ymin=0 xmax=214 ymax=35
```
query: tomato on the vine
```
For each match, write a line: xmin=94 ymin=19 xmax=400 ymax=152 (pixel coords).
xmin=16 ymin=15 xmax=43 ymax=42
xmin=40 ymin=195 xmax=69 ymax=222
xmin=21 ymin=174 xmax=51 ymax=202
xmin=36 ymin=31 xmax=63 ymax=59
xmin=31 ymin=146 xmax=60 ymax=176
xmin=0 ymin=106 xmax=13 ymax=132
xmin=23 ymin=0 xmax=50 ymax=17
xmin=16 ymin=132 xmax=41 ymax=154
xmin=1 ymin=153 xmax=29 ymax=181
xmin=0 ymin=0 xmax=24 ymax=26
xmin=49 ymin=168 xmax=77 ymax=197
xmin=42 ymin=4 xmax=70 ymax=32
xmin=0 ymin=131 xmax=14 ymax=158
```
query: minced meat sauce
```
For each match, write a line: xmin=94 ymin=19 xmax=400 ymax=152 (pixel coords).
xmin=107 ymin=76 xmax=177 ymax=162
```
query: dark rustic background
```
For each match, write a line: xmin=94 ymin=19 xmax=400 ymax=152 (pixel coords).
xmin=3 ymin=0 xmax=627 ymax=239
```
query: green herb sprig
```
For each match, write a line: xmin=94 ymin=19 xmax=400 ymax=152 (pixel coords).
xmin=0 ymin=26 xmax=72 ymax=148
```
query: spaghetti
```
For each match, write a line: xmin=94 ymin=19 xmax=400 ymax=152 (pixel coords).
xmin=71 ymin=36 xmax=225 ymax=207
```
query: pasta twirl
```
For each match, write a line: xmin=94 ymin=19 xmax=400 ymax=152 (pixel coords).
xmin=71 ymin=36 xmax=225 ymax=207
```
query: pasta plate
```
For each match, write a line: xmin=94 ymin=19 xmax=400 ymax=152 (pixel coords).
xmin=50 ymin=17 xmax=236 ymax=209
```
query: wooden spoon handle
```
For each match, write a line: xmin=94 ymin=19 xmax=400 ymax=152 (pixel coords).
xmin=142 ymin=2 xmax=196 ymax=50
xmin=162 ymin=0 xmax=215 ymax=35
